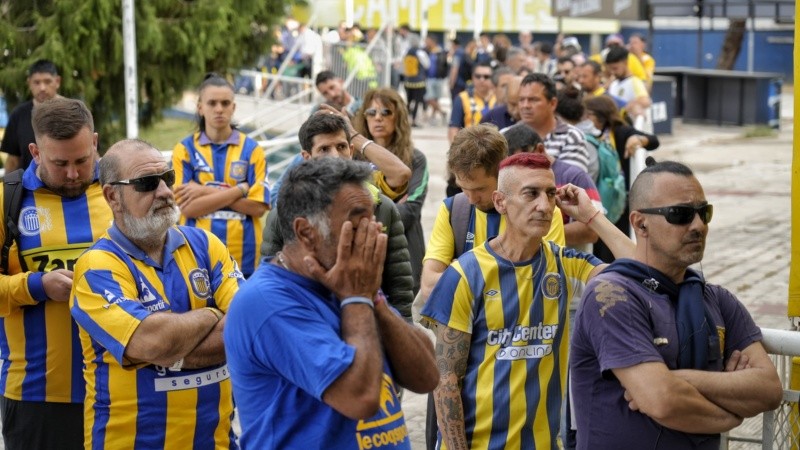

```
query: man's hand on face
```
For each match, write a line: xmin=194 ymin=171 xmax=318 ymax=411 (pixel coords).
xmin=304 ymin=217 xmax=388 ymax=301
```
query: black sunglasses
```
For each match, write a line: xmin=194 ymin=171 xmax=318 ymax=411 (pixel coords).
xmin=109 ymin=170 xmax=176 ymax=193
xmin=364 ymin=107 xmax=393 ymax=118
xmin=473 ymin=74 xmax=492 ymax=80
xmin=637 ymin=204 xmax=713 ymax=225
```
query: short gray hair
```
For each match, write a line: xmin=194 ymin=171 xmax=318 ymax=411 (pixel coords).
xmin=99 ymin=139 xmax=158 ymax=185
xmin=278 ymin=158 xmax=373 ymax=243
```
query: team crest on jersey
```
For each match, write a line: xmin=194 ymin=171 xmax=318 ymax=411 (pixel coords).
xmin=541 ymin=273 xmax=561 ymax=299
xmin=229 ymin=161 xmax=247 ymax=181
xmin=189 ymin=268 xmax=212 ymax=299
xmin=18 ymin=206 xmax=53 ymax=237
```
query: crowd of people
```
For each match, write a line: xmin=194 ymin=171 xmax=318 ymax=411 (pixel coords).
xmin=0 ymin=23 xmax=784 ymax=450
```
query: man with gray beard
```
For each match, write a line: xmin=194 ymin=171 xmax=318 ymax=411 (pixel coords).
xmin=70 ymin=139 xmax=243 ymax=449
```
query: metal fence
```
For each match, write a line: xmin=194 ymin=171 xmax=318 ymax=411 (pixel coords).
xmin=723 ymin=328 xmax=800 ymax=449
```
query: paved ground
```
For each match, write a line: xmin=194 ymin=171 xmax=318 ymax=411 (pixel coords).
xmin=401 ymin=95 xmax=794 ymax=449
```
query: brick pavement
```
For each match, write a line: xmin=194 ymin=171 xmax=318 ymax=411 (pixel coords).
xmin=403 ymin=112 xmax=794 ymax=449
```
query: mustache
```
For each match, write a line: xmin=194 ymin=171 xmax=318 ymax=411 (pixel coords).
xmin=682 ymin=231 xmax=705 ymax=243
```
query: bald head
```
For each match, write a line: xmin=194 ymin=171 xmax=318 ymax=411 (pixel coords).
xmin=629 ymin=160 xmax=696 ymax=210
xmin=100 ymin=139 xmax=162 ymax=186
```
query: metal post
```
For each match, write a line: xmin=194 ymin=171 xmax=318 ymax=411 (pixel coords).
xmin=697 ymin=15 xmax=703 ymax=68
xmin=747 ymin=0 xmax=755 ymax=72
xmin=474 ymin=0 xmax=484 ymax=41
xmin=122 ymin=0 xmax=138 ymax=138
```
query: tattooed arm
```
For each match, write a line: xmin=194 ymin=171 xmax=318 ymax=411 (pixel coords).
xmin=432 ymin=323 xmax=471 ymax=450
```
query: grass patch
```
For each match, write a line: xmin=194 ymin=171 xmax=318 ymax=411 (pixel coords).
xmin=139 ymin=117 xmax=196 ymax=151
xmin=742 ymin=126 xmax=778 ymax=138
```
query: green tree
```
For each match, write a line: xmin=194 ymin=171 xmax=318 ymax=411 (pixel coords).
xmin=0 ymin=0 xmax=294 ymax=146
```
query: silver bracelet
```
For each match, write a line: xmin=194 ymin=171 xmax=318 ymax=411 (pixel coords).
xmin=340 ymin=296 xmax=374 ymax=309
xmin=359 ymin=139 xmax=373 ymax=156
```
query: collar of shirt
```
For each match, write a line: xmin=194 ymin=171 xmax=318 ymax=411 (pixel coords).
xmin=198 ymin=129 xmax=241 ymax=146
xmin=108 ymin=224 xmax=186 ymax=268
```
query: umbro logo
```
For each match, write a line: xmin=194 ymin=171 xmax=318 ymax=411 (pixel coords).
xmin=485 ymin=289 xmax=499 ymax=298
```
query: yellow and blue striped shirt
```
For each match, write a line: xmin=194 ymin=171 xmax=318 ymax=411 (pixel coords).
xmin=172 ymin=130 xmax=269 ymax=278
xmin=0 ymin=163 xmax=112 ymax=403
xmin=70 ymin=225 xmax=242 ymax=449
xmin=422 ymin=240 xmax=600 ymax=450
xmin=424 ymin=197 xmax=565 ymax=266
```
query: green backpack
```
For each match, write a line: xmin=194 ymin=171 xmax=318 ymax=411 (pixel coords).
xmin=586 ymin=134 xmax=627 ymax=223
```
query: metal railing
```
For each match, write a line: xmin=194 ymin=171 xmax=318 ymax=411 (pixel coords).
xmin=722 ymin=327 xmax=800 ymax=449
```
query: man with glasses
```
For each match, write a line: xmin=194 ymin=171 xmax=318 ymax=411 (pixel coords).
xmin=570 ymin=159 xmax=782 ymax=449
xmin=70 ymin=139 xmax=243 ymax=449
xmin=0 ymin=97 xmax=111 ymax=450
xmin=448 ymin=62 xmax=496 ymax=143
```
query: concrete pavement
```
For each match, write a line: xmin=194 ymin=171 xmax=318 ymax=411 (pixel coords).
xmin=401 ymin=99 xmax=794 ymax=448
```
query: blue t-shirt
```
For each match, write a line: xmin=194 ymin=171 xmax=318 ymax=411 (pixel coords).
xmin=571 ymin=270 xmax=762 ymax=450
xmin=224 ymin=261 xmax=411 ymax=450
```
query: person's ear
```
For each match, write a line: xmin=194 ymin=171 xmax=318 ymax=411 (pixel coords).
xmin=534 ymin=143 xmax=545 ymax=154
xmin=301 ymin=150 xmax=312 ymax=160
xmin=293 ymin=217 xmax=318 ymax=250
xmin=493 ymin=190 xmax=507 ymax=214
xmin=103 ymin=185 xmax=124 ymax=214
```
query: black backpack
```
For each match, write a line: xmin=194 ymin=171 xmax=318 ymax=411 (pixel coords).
xmin=2 ymin=169 xmax=27 ymax=274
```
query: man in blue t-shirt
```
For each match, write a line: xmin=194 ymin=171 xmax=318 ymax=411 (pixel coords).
xmin=225 ymin=158 xmax=438 ymax=449
xmin=571 ymin=160 xmax=783 ymax=449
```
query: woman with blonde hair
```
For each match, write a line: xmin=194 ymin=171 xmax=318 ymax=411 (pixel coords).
xmin=354 ymin=88 xmax=429 ymax=295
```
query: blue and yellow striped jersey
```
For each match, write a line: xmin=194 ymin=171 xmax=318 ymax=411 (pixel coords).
xmin=424 ymin=197 xmax=565 ymax=266
xmin=422 ymin=240 xmax=600 ymax=450
xmin=0 ymin=163 xmax=112 ymax=403
xmin=172 ymin=130 xmax=269 ymax=278
xmin=70 ymin=225 xmax=243 ymax=449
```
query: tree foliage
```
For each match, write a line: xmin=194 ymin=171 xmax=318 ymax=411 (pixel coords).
xmin=0 ymin=0 xmax=293 ymax=144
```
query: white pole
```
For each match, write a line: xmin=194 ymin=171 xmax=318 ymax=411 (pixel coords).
xmin=122 ymin=0 xmax=138 ymax=138
xmin=473 ymin=0 xmax=484 ymax=41
xmin=345 ymin=0 xmax=354 ymax=27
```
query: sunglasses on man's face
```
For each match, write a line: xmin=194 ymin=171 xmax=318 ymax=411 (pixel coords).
xmin=637 ymin=204 xmax=713 ymax=225
xmin=364 ymin=108 xmax=393 ymax=118
xmin=109 ymin=170 xmax=176 ymax=193
xmin=473 ymin=74 xmax=492 ymax=80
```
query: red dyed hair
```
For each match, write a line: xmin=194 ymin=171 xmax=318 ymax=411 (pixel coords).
xmin=499 ymin=152 xmax=551 ymax=171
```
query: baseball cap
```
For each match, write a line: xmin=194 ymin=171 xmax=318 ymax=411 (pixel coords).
xmin=562 ymin=36 xmax=581 ymax=51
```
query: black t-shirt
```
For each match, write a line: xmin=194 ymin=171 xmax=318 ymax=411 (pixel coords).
xmin=0 ymin=100 xmax=35 ymax=170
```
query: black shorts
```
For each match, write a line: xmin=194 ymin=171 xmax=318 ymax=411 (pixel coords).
xmin=0 ymin=397 xmax=83 ymax=450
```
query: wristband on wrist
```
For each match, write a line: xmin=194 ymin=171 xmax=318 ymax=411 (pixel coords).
xmin=584 ymin=209 xmax=601 ymax=225
xmin=340 ymin=296 xmax=374 ymax=309
xmin=350 ymin=131 xmax=361 ymax=140
xmin=359 ymin=139 xmax=373 ymax=156
xmin=236 ymin=183 xmax=248 ymax=198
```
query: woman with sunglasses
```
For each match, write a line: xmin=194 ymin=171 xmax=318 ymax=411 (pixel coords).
xmin=583 ymin=95 xmax=659 ymax=262
xmin=172 ymin=73 xmax=270 ymax=278
xmin=354 ymin=88 xmax=429 ymax=295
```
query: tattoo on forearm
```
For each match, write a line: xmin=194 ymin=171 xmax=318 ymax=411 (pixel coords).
xmin=434 ymin=326 xmax=471 ymax=450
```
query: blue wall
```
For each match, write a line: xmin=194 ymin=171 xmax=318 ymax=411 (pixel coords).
xmin=622 ymin=27 xmax=794 ymax=82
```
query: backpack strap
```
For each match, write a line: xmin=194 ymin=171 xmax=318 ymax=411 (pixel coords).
xmin=449 ymin=193 xmax=471 ymax=258
xmin=3 ymin=169 xmax=27 ymax=274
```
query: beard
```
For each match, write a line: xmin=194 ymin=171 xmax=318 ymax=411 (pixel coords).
xmin=120 ymin=198 xmax=180 ymax=246
xmin=39 ymin=163 xmax=92 ymax=198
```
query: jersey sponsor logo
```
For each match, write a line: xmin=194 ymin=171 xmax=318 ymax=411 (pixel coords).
xmin=153 ymin=364 xmax=230 ymax=391
xmin=486 ymin=322 xmax=559 ymax=347
xmin=228 ymin=161 xmax=248 ymax=181
xmin=19 ymin=206 xmax=53 ymax=237
xmin=139 ymin=277 xmax=167 ymax=312
xmin=465 ymin=231 xmax=475 ymax=245
xmin=227 ymin=259 xmax=244 ymax=279
xmin=200 ymin=210 xmax=247 ymax=221
xmin=356 ymin=373 xmax=408 ymax=450
xmin=189 ymin=268 xmax=211 ymax=299
xmin=496 ymin=344 xmax=553 ymax=360
xmin=542 ymin=273 xmax=562 ymax=299
xmin=193 ymin=152 xmax=212 ymax=172
xmin=593 ymin=280 xmax=627 ymax=317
